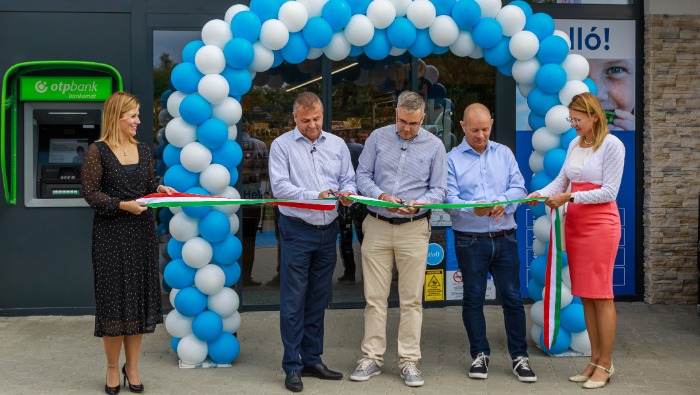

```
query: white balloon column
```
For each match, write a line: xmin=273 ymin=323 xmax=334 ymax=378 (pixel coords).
xmin=158 ymin=0 xmax=596 ymax=362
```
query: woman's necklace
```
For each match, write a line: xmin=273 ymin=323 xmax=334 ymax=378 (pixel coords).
xmin=582 ymin=138 xmax=594 ymax=145
xmin=115 ymin=143 xmax=128 ymax=156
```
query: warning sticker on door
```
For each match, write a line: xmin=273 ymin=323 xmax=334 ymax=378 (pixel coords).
xmin=424 ymin=269 xmax=444 ymax=301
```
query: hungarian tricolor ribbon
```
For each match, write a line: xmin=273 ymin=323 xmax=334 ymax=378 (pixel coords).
xmin=543 ymin=206 xmax=564 ymax=349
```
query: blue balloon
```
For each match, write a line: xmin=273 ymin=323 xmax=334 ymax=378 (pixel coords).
xmin=167 ymin=238 xmax=185 ymax=260
xmin=431 ymin=0 xmax=456 ymax=15
xmin=497 ymin=57 xmax=516 ymax=77
xmin=303 ymin=17 xmax=333 ymax=48
xmin=561 ymin=252 xmax=569 ymax=268
xmin=170 ymin=63 xmax=203 ymax=94
xmin=211 ymin=140 xmax=243 ymax=169
xmin=228 ymin=167 xmax=239 ymax=186
xmin=572 ymin=295 xmax=582 ymax=304
xmin=483 ymin=37 xmax=512 ymax=67
xmin=560 ymin=127 xmax=577 ymax=149
xmin=231 ymin=11 xmax=262 ymax=42
xmin=583 ymin=77 xmax=598 ymax=95
xmin=364 ymin=29 xmax=391 ymax=60
xmin=529 ymin=201 xmax=546 ymax=218
xmin=182 ymin=40 xmax=205 ymax=64
xmin=162 ymin=278 xmax=172 ymax=293
xmin=524 ymin=13 xmax=555 ymax=42
xmin=472 ymin=18 xmax=502 ymax=49
xmin=349 ymin=45 xmax=363 ymax=57
xmin=281 ymin=32 xmax=310 ymax=64
xmin=208 ymin=332 xmax=240 ymax=364
xmin=216 ymin=262 xmax=241 ymax=287
xmin=174 ymin=287 xmax=208 ymax=317
xmin=530 ymin=171 xmax=554 ymax=193
xmin=197 ymin=118 xmax=229 ymax=150
xmin=171 ymin=336 xmax=181 ymax=353
xmin=160 ymin=90 xmax=173 ymax=108
xmin=535 ymin=64 xmax=567 ymax=94
xmin=212 ymin=234 xmax=243 ymax=264
xmin=528 ymin=112 xmax=546 ymax=131
xmin=221 ymin=66 xmax=252 ymax=97
xmin=540 ymin=328 xmax=572 ymax=354
xmin=322 ymin=0 xmax=352 ymax=31
xmin=527 ymin=278 xmax=544 ymax=301
xmin=164 ymin=165 xmax=199 ymax=192
xmin=199 ymin=211 xmax=231 ymax=243
xmin=271 ymin=50 xmax=284 ymax=68
xmin=387 ymin=18 xmax=416 ymax=49
xmin=192 ymin=311 xmax=223 ymax=342
xmin=224 ymin=38 xmax=255 ymax=69
xmin=183 ymin=187 xmax=212 ymax=218
xmin=408 ymin=29 xmax=434 ymax=59
xmin=347 ymin=0 xmax=371 ymax=15
xmin=249 ymin=0 xmax=280 ymax=23
xmin=451 ymin=0 xmax=481 ymax=30
xmin=164 ymin=259 xmax=197 ymax=289
xmin=537 ymin=35 xmax=570 ymax=65
xmin=529 ymin=255 xmax=547 ymax=285
xmin=510 ymin=1 xmax=533 ymax=18
xmin=527 ymin=87 xmax=560 ymax=116
xmin=432 ymin=45 xmax=449 ymax=55
xmin=543 ymin=148 xmax=567 ymax=178
xmin=179 ymin=94 xmax=212 ymax=125
xmin=163 ymin=144 xmax=182 ymax=168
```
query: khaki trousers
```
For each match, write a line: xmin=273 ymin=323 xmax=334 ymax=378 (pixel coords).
xmin=360 ymin=214 xmax=430 ymax=367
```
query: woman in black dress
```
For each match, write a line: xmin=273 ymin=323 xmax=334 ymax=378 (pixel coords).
xmin=82 ymin=92 xmax=175 ymax=394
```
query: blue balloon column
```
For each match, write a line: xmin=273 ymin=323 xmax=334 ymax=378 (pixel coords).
xmin=161 ymin=0 xmax=593 ymax=361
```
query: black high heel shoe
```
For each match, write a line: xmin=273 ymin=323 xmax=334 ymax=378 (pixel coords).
xmin=105 ymin=383 xmax=120 ymax=395
xmin=122 ymin=364 xmax=145 ymax=393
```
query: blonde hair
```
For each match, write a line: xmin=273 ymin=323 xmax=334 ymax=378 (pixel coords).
xmin=569 ymin=92 xmax=608 ymax=151
xmin=97 ymin=91 xmax=139 ymax=146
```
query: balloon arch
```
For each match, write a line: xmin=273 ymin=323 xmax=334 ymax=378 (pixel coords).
xmin=160 ymin=0 xmax=594 ymax=366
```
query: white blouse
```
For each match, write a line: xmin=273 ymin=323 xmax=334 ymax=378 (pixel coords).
xmin=537 ymin=135 xmax=625 ymax=204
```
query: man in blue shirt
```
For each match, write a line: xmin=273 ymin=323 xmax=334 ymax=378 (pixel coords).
xmin=269 ymin=92 xmax=356 ymax=392
xmin=445 ymin=103 xmax=536 ymax=383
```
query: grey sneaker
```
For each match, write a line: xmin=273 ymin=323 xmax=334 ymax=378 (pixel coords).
xmin=400 ymin=362 xmax=424 ymax=387
xmin=469 ymin=352 xmax=489 ymax=379
xmin=512 ymin=356 xmax=537 ymax=382
xmin=349 ymin=358 xmax=381 ymax=381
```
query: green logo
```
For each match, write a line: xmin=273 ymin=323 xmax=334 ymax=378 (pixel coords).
xmin=20 ymin=77 xmax=113 ymax=101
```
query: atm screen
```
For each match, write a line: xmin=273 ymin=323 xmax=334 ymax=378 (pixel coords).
xmin=49 ymin=138 xmax=90 ymax=164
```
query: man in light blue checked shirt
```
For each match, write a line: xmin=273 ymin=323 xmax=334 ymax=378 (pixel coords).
xmin=350 ymin=91 xmax=446 ymax=388
xmin=269 ymin=92 xmax=356 ymax=392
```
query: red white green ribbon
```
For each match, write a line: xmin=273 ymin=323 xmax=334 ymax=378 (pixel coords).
xmin=345 ymin=195 xmax=547 ymax=208
xmin=543 ymin=206 xmax=564 ymax=349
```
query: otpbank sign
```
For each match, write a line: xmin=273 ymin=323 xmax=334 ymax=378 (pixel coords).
xmin=20 ymin=77 xmax=112 ymax=101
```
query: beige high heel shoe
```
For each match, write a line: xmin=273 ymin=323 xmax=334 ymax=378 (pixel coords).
xmin=569 ymin=362 xmax=596 ymax=383
xmin=583 ymin=363 xmax=614 ymax=389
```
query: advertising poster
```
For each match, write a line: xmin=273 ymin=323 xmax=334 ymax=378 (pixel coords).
xmin=515 ymin=19 xmax=637 ymax=297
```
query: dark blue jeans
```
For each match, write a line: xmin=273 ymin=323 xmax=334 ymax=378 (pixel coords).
xmin=278 ymin=215 xmax=338 ymax=373
xmin=454 ymin=231 xmax=528 ymax=360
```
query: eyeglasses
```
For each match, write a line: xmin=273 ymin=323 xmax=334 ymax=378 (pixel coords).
xmin=566 ymin=117 xmax=582 ymax=125
xmin=397 ymin=118 xmax=422 ymax=128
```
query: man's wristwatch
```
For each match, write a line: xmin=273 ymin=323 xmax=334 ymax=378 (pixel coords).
xmin=569 ymin=193 xmax=575 ymax=203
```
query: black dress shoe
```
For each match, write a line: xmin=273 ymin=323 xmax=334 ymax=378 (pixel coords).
xmin=285 ymin=371 xmax=303 ymax=392
xmin=301 ymin=363 xmax=343 ymax=380
xmin=337 ymin=274 xmax=355 ymax=283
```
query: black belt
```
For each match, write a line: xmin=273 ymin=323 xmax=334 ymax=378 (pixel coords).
xmin=454 ymin=229 xmax=515 ymax=238
xmin=369 ymin=210 xmax=430 ymax=225
xmin=284 ymin=215 xmax=336 ymax=230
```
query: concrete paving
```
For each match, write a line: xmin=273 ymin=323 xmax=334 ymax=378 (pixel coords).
xmin=0 ymin=302 xmax=699 ymax=394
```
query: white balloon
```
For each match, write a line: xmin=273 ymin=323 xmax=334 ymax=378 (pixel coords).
xmin=169 ymin=288 xmax=180 ymax=308
xmin=388 ymin=0 xmax=411 ymax=17
xmin=197 ymin=74 xmax=229 ymax=105
xmin=559 ymin=80 xmax=589 ymax=107
xmin=562 ymin=266 xmax=571 ymax=289
xmin=429 ymin=15 xmax=459 ymax=47
xmin=324 ymin=32 xmax=352 ymax=61
xmin=518 ymin=83 xmax=535 ymax=99
xmin=553 ymin=30 xmax=572 ymax=50
xmin=545 ymin=105 xmax=573 ymax=134
xmin=201 ymin=19 xmax=233 ymax=48
xmin=250 ymin=41 xmax=275 ymax=72
xmin=532 ymin=127 xmax=561 ymax=153
xmin=165 ymin=117 xmax=197 ymax=148
xmin=278 ymin=0 xmax=309 ymax=32
xmin=533 ymin=238 xmax=546 ymax=257
xmin=555 ymin=283 xmax=573 ymax=308
xmin=509 ymin=30 xmax=540 ymax=61
xmin=367 ymin=0 xmax=397 ymax=29
xmin=229 ymin=213 xmax=240 ymax=235
xmin=228 ymin=125 xmax=238 ymax=141
xmin=221 ymin=311 xmax=242 ymax=334
xmin=170 ymin=206 xmax=183 ymax=215
xmin=224 ymin=4 xmax=249 ymax=24
xmin=570 ymin=330 xmax=592 ymax=354
xmin=531 ymin=324 xmax=543 ymax=345
xmin=530 ymin=300 xmax=544 ymax=327
xmin=260 ymin=19 xmax=290 ymax=51
xmin=194 ymin=45 xmax=226 ymax=75
xmin=298 ymin=0 xmax=328 ymax=18
xmin=180 ymin=142 xmax=213 ymax=173
xmin=165 ymin=310 xmax=193 ymax=338
xmin=512 ymin=58 xmax=541 ymax=85
xmin=389 ymin=46 xmax=407 ymax=56
xmin=344 ymin=15 xmax=374 ymax=47
xmin=450 ymin=30 xmax=476 ymax=57
xmin=200 ymin=164 xmax=231 ymax=195
xmin=177 ymin=334 xmax=208 ymax=365
xmin=207 ymin=288 xmax=240 ymax=317
xmin=469 ymin=46 xmax=483 ymax=59
xmin=497 ymin=5 xmax=526 ymax=37
xmin=212 ymin=97 xmax=242 ymax=126
xmin=529 ymin=150 xmax=544 ymax=174
xmin=182 ymin=237 xmax=213 ymax=269
xmin=533 ymin=215 xmax=551 ymax=243
xmin=166 ymin=91 xmax=187 ymax=119
xmin=307 ymin=47 xmax=324 ymax=59
xmin=214 ymin=187 xmax=241 ymax=215
xmin=561 ymin=54 xmax=590 ymax=81
xmin=406 ymin=0 xmax=436 ymax=29
xmin=475 ymin=0 xmax=502 ymax=18
xmin=194 ymin=264 xmax=226 ymax=295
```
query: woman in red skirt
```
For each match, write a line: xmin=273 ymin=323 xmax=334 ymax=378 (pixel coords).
xmin=527 ymin=92 xmax=625 ymax=389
